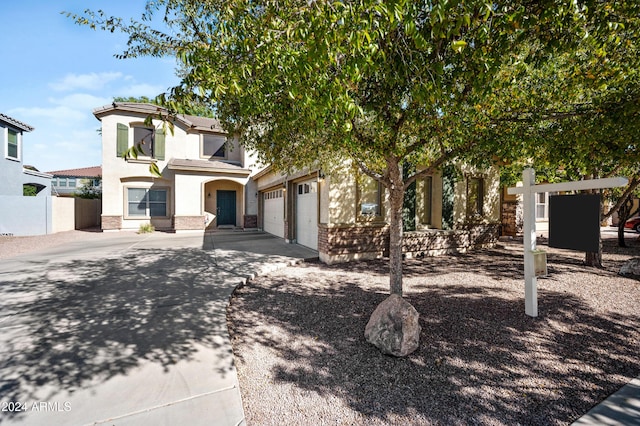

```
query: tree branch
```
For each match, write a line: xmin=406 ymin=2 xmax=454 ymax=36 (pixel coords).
xmin=603 ymin=176 xmax=640 ymax=220
xmin=403 ymin=139 xmax=474 ymax=190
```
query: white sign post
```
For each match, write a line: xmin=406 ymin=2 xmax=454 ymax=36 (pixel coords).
xmin=508 ymin=168 xmax=628 ymax=317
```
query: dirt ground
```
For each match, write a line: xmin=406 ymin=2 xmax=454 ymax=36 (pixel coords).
xmin=228 ymin=238 xmax=640 ymax=425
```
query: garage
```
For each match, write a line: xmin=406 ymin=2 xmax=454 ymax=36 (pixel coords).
xmin=296 ymin=179 xmax=318 ymax=250
xmin=263 ymin=188 xmax=284 ymax=238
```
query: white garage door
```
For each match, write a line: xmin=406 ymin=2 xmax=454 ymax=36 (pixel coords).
xmin=263 ymin=189 xmax=284 ymax=238
xmin=296 ymin=180 xmax=318 ymax=250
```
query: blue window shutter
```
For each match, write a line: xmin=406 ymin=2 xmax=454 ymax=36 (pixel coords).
xmin=117 ymin=123 xmax=128 ymax=157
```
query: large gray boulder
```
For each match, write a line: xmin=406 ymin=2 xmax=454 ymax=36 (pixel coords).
xmin=364 ymin=294 xmax=421 ymax=357
xmin=619 ymin=258 xmax=640 ymax=277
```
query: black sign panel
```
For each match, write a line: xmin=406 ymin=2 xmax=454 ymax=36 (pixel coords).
xmin=549 ymin=194 xmax=601 ymax=252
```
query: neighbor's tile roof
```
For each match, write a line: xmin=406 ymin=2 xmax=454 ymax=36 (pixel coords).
xmin=0 ymin=113 xmax=34 ymax=132
xmin=47 ymin=166 xmax=102 ymax=177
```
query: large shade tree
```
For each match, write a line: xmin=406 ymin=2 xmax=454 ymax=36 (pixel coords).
xmin=488 ymin=3 xmax=640 ymax=260
xmin=70 ymin=0 xmax=638 ymax=294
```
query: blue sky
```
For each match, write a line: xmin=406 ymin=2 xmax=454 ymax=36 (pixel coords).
xmin=0 ymin=1 xmax=180 ymax=173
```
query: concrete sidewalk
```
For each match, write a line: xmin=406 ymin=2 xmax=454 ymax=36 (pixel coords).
xmin=0 ymin=231 xmax=317 ymax=426
xmin=572 ymin=375 xmax=640 ymax=425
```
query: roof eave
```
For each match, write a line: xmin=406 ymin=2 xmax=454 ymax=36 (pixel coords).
xmin=167 ymin=163 xmax=251 ymax=176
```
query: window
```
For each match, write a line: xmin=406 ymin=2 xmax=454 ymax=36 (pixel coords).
xmin=127 ymin=188 xmax=168 ymax=217
xmin=297 ymin=182 xmax=317 ymax=195
xmin=7 ymin=128 xmax=19 ymax=160
xmin=466 ymin=177 xmax=484 ymax=218
xmin=202 ymin=134 xmax=226 ymax=158
xmin=423 ymin=176 xmax=433 ymax=225
xmin=133 ymin=126 xmax=155 ymax=157
xmin=264 ymin=189 xmax=283 ymax=200
xmin=357 ymin=175 xmax=383 ymax=220
xmin=127 ymin=124 xmax=165 ymax=160
xmin=68 ymin=178 xmax=76 ymax=188
xmin=59 ymin=179 xmax=68 ymax=187
xmin=536 ymin=192 xmax=548 ymax=220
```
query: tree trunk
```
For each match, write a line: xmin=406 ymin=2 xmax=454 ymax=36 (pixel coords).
xmin=617 ymin=196 xmax=634 ymax=248
xmin=585 ymin=250 xmax=602 ymax=268
xmin=618 ymin=222 xmax=627 ymax=248
xmin=584 ymin=225 xmax=603 ymax=268
xmin=387 ymin=157 xmax=405 ymax=297
xmin=584 ymin=188 xmax=603 ymax=268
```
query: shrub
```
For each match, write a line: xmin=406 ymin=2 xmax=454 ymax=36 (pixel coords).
xmin=138 ymin=223 xmax=155 ymax=234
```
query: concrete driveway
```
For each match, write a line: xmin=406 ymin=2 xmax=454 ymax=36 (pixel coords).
xmin=0 ymin=230 xmax=317 ymax=425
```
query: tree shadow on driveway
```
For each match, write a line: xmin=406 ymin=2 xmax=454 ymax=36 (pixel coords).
xmin=0 ymin=247 xmax=239 ymax=422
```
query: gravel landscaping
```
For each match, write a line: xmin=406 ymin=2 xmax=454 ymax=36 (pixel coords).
xmin=227 ymin=238 xmax=640 ymax=425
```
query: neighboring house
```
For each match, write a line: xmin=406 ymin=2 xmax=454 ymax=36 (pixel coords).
xmin=97 ymin=103 xmax=501 ymax=263
xmin=501 ymin=186 xmax=564 ymax=237
xmin=94 ymin=102 xmax=260 ymax=232
xmin=48 ymin=166 xmax=102 ymax=197
xmin=0 ymin=113 xmax=52 ymax=235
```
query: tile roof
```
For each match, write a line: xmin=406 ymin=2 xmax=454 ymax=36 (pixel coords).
xmin=0 ymin=113 xmax=34 ymax=132
xmin=167 ymin=158 xmax=250 ymax=175
xmin=47 ymin=166 xmax=102 ymax=177
xmin=93 ymin=103 xmax=224 ymax=133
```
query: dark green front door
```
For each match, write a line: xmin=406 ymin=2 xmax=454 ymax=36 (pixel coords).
xmin=216 ymin=190 xmax=236 ymax=226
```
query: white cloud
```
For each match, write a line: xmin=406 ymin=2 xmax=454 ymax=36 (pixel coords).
xmin=49 ymin=72 xmax=123 ymax=92
xmin=115 ymin=83 xmax=167 ymax=98
xmin=48 ymin=93 xmax=111 ymax=111
xmin=10 ymin=105 xmax=86 ymax=123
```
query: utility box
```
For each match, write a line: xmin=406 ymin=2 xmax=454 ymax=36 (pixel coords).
xmin=531 ymin=250 xmax=548 ymax=277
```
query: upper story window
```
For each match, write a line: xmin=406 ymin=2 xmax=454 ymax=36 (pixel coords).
xmin=6 ymin=128 xmax=20 ymax=160
xmin=202 ymin=134 xmax=226 ymax=159
xmin=117 ymin=123 xmax=165 ymax=161
xmin=133 ymin=126 xmax=155 ymax=157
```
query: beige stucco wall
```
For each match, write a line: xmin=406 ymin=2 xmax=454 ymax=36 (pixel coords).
xmin=325 ymin=168 xmax=358 ymax=225
xmin=453 ymin=164 xmax=501 ymax=226
xmin=100 ymin=110 xmax=252 ymax=231
xmin=51 ymin=197 xmax=75 ymax=233
xmin=100 ymin=113 xmax=187 ymax=229
xmin=52 ymin=197 xmax=101 ymax=232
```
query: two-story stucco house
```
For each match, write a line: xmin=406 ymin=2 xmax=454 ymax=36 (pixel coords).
xmin=0 ymin=113 xmax=53 ymax=235
xmin=96 ymin=102 xmax=501 ymax=261
xmin=94 ymin=103 xmax=260 ymax=232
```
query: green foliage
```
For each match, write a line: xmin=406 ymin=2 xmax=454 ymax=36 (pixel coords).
xmin=23 ymin=184 xmax=37 ymax=197
xmin=441 ymin=164 xmax=457 ymax=230
xmin=114 ymin=95 xmax=216 ymax=118
xmin=138 ymin=222 xmax=155 ymax=234
xmin=75 ymin=179 xmax=102 ymax=199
